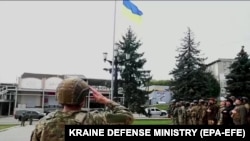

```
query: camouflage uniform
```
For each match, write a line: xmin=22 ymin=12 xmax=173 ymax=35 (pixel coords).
xmin=177 ymin=102 xmax=186 ymax=125
xmin=186 ymin=102 xmax=193 ymax=125
xmin=30 ymin=78 xmax=133 ymax=141
xmin=172 ymin=102 xmax=179 ymax=125
xmin=231 ymin=97 xmax=248 ymax=125
xmin=242 ymin=97 xmax=250 ymax=124
xmin=217 ymin=101 xmax=226 ymax=125
xmin=198 ymin=99 xmax=207 ymax=125
xmin=206 ymin=98 xmax=219 ymax=125
xmin=190 ymin=100 xmax=199 ymax=125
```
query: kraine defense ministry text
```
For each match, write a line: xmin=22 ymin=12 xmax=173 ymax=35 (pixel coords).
xmin=68 ymin=128 xmax=245 ymax=137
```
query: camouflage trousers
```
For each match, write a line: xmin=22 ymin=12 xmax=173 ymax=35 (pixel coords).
xmin=173 ymin=117 xmax=179 ymax=125
xmin=208 ymin=120 xmax=215 ymax=125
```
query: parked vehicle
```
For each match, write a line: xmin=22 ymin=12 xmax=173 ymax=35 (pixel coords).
xmin=14 ymin=110 xmax=45 ymax=121
xmin=144 ymin=107 xmax=168 ymax=117
xmin=14 ymin=110 xmax=28 ymax=120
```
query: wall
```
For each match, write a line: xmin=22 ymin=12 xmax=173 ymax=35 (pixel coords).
xmin=19 ymin=78 xmax=42 ymax=89
xmin=19 ymin=77 xmax=63 ymax=90
xmin=44 ymin=77 xmax=63 ymax=90
xmin=18 ymin=95 xmax=41 ymax=108
xmin=149 ymin=90 xmax=172 ymax=105
xmin=44 ymin=95 xmax=57 ymax=106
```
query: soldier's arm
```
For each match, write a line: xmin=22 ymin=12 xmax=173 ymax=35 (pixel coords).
xmin=87 ymin=101 xmax=134 ymax=125
xmin=30 ymin=120 xmax=45 ymax=141
xmin=30 ymin=128 xmax=40 ymax=141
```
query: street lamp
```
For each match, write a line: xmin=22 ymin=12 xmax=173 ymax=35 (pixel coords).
xmin=103 ymin=48 xmax=119 ymax=102
xmin=103 ymin=47 xmax=130 ymax=103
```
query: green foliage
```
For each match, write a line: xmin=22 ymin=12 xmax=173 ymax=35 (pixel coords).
xmin=225 ymin=46 xmax=250 ymax=98
xmin=170 ymin=27 xmax=220 ymax=100
xmin=149 ymin=80 xmax=171 ymax=86
xmin=116 ymin=26 xmax=152 ymax=112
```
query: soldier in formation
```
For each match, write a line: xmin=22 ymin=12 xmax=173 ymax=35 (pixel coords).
xmin=170 ymin=96 xmax=250 ymax=125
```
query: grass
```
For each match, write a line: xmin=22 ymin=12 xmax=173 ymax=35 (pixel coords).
xmin=0 ymin=124 xmax=18 ymax=130
xmin=133 ymin=119 xmax=172 ymax=125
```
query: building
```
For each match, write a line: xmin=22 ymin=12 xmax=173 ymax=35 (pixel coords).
xmin=206 ymin=58 xmax=235 ymax=97
xmin=0 ymin=72 xmax=114 ymax=116
xmin=0 ymin=83 xmax=17 ymax=116
xmin=147 ymin=85 xmax=172 ymax=105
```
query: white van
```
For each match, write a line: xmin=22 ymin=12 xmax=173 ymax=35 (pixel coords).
xmin=145 ymin=107 xmax=168 ymax=117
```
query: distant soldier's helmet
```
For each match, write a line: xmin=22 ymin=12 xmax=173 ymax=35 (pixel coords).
xmin=193 ymin=100 xmax=198 ymax=103
xmin=199 ymin=99 xmax=204 ymax=103
xmin=171 ymin=99 xmax=176 ymax=103
xmin=55 ymin=78 xmax=89 ymax=105
xmin=242 ymin=97 xmax=249 ymax=102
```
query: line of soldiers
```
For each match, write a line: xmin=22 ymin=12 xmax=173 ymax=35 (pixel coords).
xmin=168 ymin=96 xmax=250 ymax=125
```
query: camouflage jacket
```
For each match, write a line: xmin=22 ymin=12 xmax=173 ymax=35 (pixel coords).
xmin=30 ymin=101 xmax=134 ymax=141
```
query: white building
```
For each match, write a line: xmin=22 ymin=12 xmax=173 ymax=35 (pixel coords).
xmin=147 ymin=85 xmax=172 ymax=105
xmin=0 ymin=72 xmax=112 ymax=116
xmin=206 ymin=58 xmax=235 ymax=97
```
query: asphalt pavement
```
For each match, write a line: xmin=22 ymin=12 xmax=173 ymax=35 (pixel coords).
xmin=0 ymin=124 xmax=35 ymax=141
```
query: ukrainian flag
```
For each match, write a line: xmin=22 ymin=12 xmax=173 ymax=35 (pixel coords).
xmin=122 ymin=0 xmax=143 ymax=24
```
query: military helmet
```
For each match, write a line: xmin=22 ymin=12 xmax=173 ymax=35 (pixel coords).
xmin=193 ymin=100 xmax=198 ymax=103
xmin=242 ymin=96 xmax=249 ymax=102
xmin=56 ymin=77 xmax=89 ymax=105
xmin=199 ymin=99 xmax=205 ymax=103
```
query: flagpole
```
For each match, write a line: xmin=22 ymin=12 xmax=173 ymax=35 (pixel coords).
xmin=110 ymin=0 xmax=117 ymax=101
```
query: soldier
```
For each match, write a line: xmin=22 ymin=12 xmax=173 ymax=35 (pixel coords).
xmin=177 ymin=101 xmax=186 ymax=125
xmin=186 ymin=102 xmax=194 ymax=125
xmin=185 ymin=102 xmax=191 ymax=125
xmin=190 ymin=100 xmax=199 ymax=125
xmin=231 ymin=97 xmax=248 ymax=125
xmin=29 ymin=114 xmax=33 ymax=125
xmin=221 ymin=98 xmax=234 ymax=125
xmin=242 ymin=97 xmax=250 ymax=124
xmin=198 ymin=99 xmax=207 ymax=125
xmin=206 ymin=98 xmax=219 ymax=125
xmin=30 ymin=78 xmax=134 ymax=141
xmin=172 ymin=102 xmax=179 ymax=125
xmin=20 ymin=112 xmax=26 ymax=127
xmin=217 ymin=100 xmax=226 ymax=125
xmin=168 ymin=99 xmax=176 ymax=118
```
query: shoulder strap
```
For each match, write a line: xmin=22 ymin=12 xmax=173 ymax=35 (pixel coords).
xmin=44 ymin=111 xmax=57 ymax=120
xmin=74 ymin=111 xmax=88 ymax=123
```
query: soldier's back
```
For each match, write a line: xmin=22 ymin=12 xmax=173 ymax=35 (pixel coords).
xmin=32 ymin=110 xmax=88 ymax=141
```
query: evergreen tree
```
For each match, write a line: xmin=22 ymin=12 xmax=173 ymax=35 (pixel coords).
xmin=225 ymin=46 xmax=250 ymax=98
xmin=116 ymin=26 xmax=152 ymax=112
xmin=170 ymin=27 xmax=220 ymax=100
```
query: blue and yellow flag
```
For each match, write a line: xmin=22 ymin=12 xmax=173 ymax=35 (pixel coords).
xmin=122 ymin=0 xmax=143 ymax=24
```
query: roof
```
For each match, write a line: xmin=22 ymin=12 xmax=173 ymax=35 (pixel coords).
xmin=21 ymin=72 xmax=64 ymax=79
xmin=21 ymin=72 xmax=113 ymax=87
xmin=206 ymin=58 xmax=234 ymax=67
xmin=148 ymin=85 xmax=169 ymax=91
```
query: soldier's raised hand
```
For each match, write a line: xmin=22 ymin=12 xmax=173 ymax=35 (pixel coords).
xmin=89 ymin=86 xmax=111 ymax=104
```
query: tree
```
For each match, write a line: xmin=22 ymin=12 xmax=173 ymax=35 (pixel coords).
xmin=225 ymin=46 xmax=250 ymax=98
xmin=170 ymin=27 xmax=220 ymax=100
xmin=116 ymin=26 xmax=152 ymax=112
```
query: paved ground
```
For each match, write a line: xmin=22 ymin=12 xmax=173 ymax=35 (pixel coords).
xmin=0 ymin=116 xmax=39 ymax=125
xmin=0 ymin=116 xmax=38 ymax=140
xmin=0 ymin=124 xmax=35 ymax=141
